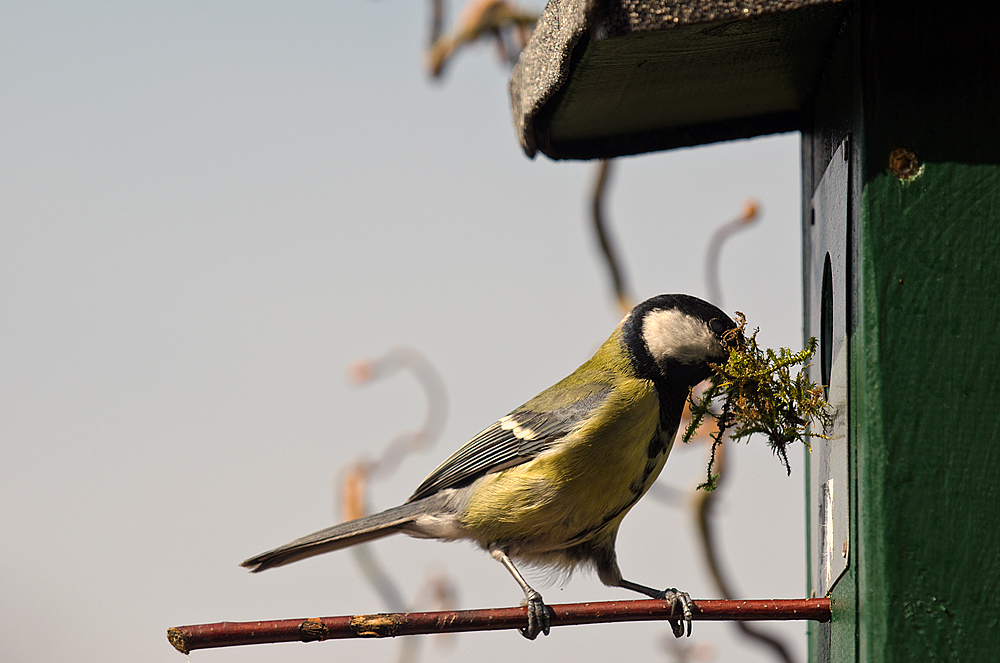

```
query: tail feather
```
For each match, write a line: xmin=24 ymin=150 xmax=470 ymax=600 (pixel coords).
xmin=241 ymin=500 xmax=434 ymax=573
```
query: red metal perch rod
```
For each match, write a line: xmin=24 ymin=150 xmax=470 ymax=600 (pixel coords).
xmin=167 ymin=597 xmax=830 ymax=654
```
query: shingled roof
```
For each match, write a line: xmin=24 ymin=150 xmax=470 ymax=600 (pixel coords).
xmin=510 ymin=0 xmax=851 ymax=159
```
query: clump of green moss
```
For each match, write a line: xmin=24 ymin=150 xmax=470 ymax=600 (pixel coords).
xmin=683 ymin=312 xmax=832 ymax=491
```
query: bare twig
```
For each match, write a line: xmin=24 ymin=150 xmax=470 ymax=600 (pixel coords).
xmin=427 ymin=0 xmax=537 ymax=77
xmin=346 ymin=346 xmax=448 ymax=480
xmin=695 ymin=200 xmax=797 ymax=663
xmin=344 ymin=346 xmax=450 ymax=663
xmin=428 ymin=0 xmax=446 ymax=48
xmin=704 ymin=199 xmax=760 ymax=307
xmin=591 ymin=159 xmax=633 ymax=315
xmin=167 ymin=598 xmax=831 ymax=653
xmin=693 ymin=444 xmax=798 ymax=663
xmin=661 ymin=631 xmax=717 ymax=663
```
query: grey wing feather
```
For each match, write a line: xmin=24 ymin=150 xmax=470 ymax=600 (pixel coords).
xmin=242 ymin=496 xmax=446 ymax=572
xmin=408 ymin=389 xmax=610 ymax=501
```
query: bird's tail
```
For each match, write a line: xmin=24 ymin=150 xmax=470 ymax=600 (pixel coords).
xmin=241 ymin=499 xmax=437 ymax=573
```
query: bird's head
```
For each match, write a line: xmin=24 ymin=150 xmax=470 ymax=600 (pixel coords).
xmin=622 ymin=294 xmax=738 ymax=391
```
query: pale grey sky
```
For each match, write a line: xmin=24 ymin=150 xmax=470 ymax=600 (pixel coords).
xmin=2 ymin=3 xmax=808 ymax=662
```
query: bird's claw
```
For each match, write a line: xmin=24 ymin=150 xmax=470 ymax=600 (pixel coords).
xmin=657 ymin=587 xmax=693 ymax=638
xmin=518 ymin=589 xmax=551 ymax=640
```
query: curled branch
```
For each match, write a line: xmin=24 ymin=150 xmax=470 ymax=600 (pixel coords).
xmin=591 ymin=159 xmax=633 ymax=315
xmin=704 ymin=199 xmax=760 ymax=307
xmin=427 ymin=0 xmax=537 ymax=77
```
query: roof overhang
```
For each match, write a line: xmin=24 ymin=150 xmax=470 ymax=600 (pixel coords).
xmin=510 ymin=0 xmax=851 ymax=160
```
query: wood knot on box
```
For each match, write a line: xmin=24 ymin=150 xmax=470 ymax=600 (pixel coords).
xmin=298 ymin=618 xmax=329 ymax=642
xmin=889 ymin=147 xmax=922 ymax=182
xmin=350 ymin=613 xmax=404 ymax=637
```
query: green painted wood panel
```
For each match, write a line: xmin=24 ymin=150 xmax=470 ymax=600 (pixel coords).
xmin=858 ymin=161 xmax=1000 ymax=658
xmin=857 ymin=158 xmax=1000 ymax=660
xmin=806 ymin=3 xmax=1000 ymax=661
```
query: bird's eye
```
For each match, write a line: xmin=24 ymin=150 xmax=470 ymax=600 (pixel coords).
xmin=708 ymin=318 xmax=728 ymax=335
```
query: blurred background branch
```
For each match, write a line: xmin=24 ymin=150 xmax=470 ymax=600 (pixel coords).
xmin=693 ymin=442 xmax=796 ymax=663
xmin=428 ymin=0 xmax=446 ymax=48
xmin=591 ymin=159 xmax=634 ymax=316
xmin=704 ymin=199 xmax=760 ymax=306
xmin=346 ymin=346 xmax=448 ymax=480
xmin=427 ymin=0 xmax=538 ymax=77
xmin=342 ymin=346 xmax=452 ymax=663
xmin=694 ymin=198 xmax=795 ymax=663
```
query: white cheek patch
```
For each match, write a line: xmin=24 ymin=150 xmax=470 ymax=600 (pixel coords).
xmin=642 ymin=308 xmax=719 ymax=365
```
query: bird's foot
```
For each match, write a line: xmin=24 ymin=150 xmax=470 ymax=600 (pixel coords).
xmin=656 ymin=587 xmax=693 ymax=638
xmin=518 ymin=588 xmax=551 ymax=640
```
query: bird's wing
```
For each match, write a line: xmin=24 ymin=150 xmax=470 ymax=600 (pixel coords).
xmin=408 ymin=386 xmax=612 ymax=502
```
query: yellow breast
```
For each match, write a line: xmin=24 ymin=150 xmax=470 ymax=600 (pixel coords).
xmin=461 ymin=380 xmax=666 ymax=552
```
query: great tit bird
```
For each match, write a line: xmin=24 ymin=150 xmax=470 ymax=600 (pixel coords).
xmin=243 ymin=294 xmax=736 ymax=640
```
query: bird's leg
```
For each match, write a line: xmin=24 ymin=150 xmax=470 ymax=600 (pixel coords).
xmin=488 ymin=544 xmax=551 ymax=640
xmin=618 ymin=579 xmax=693 ymax=638
xmin=593 ymin=544 xmax=692 ymax=637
